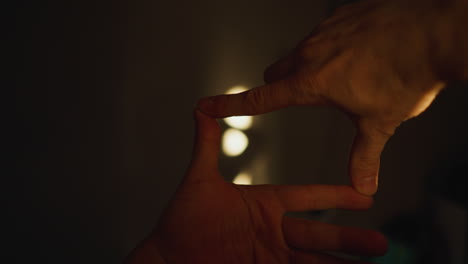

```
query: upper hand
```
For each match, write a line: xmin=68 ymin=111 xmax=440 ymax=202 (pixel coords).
xmin=197 ymin=0 xmax=447 ymax=195
xmin=127 ymin=111 xmax=387 ymax=264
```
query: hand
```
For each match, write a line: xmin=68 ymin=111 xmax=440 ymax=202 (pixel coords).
xmin=197 ymin=0 xmax=451 ymax=195
xmin=126 ymin=111 xmax=387 ymax=264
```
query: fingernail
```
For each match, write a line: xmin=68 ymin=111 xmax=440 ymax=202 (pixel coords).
xmin=356 ymin=177 xmax=377 ymax=196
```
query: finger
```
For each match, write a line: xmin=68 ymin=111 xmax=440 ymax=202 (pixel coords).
xmin=197 ymin=77 xmax=298 ymax=118
xmin=283 ymin=217 xmax=388 ymax=256
xmin=275 ymin=185 xmax=373 ymax=212
xmin=197 ymin=74 xmax=323 ymax=118
xmin=263 ymin=53 xmax=297 ymax=83
xmin=349 ymin=119 xmax=395 ymax=196
xmin=291 ymin=250 xmax=374 ymax=264
xmin=186 ymin=110 xmax=222 ymax=181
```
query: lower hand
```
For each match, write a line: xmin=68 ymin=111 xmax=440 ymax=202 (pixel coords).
xmin=126 ymin=111 xmax=388 ymax=264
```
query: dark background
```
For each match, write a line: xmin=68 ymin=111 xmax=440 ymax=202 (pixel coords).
xmin=13 ymin=0 xmax=467 ymax=263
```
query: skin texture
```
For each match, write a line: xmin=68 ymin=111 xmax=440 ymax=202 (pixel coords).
xmin=196 ymin=0 xmax=468 ymax=195
xmin=126 ymin=0 xmax=468 ymax=262
xmin=126 ymin=111 xmax=388 ymax=264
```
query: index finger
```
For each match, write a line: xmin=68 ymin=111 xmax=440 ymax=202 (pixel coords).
xmin=275 ymin=184 xmax=373 ymax=212
xmin=197 ymin=74 xmax=322 ymax=118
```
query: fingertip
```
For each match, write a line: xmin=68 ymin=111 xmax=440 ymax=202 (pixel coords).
xmin=354 ymin=176 xmax=378 ymax=196
xmin=349 ymin=146 xmax=380 ymax=196
xmin=353 ymin=230 xmax=389 ymax=257
xmin=197 ymin=96 xmax=216 ymax=116
xmin=376 ymin=232 xmax=389 ymax=256
xmin=189 ymin=110 xmax=222 ymax=177
xmin=197 ymin=96 xmax=229 ymax=118
xmin=364 ymin=230 xmax=389 ymax=257
xmin=349 ymin=145 xmax=381 ymax=196
xmin=350 ymin=120 xmax=395 ymax=196
xmin=194 ymin=109 xmax=221 ymax=138
xmin=194 ymin=108 xmax=207 ymax=120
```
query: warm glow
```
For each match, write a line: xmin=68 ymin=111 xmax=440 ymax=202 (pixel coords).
xmin=226 ymin=86 xmax=248 ymax=95
xmin=233 ymin=172 xmax=252 ymax=185
xmin=224 ymin=116 xmax=253 ymax=130
xmin=223 ymin=86 xmax=253 ymax=130
xmin=409 ymin=82 xmax=445 ymax=118
xmin=222 ymin=129 xmax=249 ymax=156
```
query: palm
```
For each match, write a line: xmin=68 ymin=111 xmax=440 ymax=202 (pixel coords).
xmin=152 ymin=112 xmax=387 ymax=264
xmin=156 ymin=179 xmax=286 ymax=263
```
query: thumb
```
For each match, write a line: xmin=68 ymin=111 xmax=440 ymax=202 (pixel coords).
xmin=349 ymin=119 xmax=396 ymax=196
xmin=187 ymin=110 xmax=222 ymax=181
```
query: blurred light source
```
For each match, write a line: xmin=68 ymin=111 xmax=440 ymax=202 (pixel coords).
xmin=233 ymin=172 xmax=252 ymax=185
xmin=222 ymin=128 xmax=249 ymax=156
xmin=224 ymin=116 xmax=253 ymax=130
xmin=226 ymin=85 xmax=248 ymax=94
xmin=224 ymin=86 xmax=254 ymax=130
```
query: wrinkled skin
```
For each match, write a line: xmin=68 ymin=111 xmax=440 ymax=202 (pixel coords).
xmin=126 ymin=111 xmax=387 ymax=264
xmin=197 ymin=0 xmax=462 ymax=195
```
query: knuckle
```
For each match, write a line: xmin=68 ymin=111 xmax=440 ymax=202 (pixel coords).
xmin=244 ymin=88 xmax=266 ymax=113
xmin=294 ymin=72 xmax=324 ymax=104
